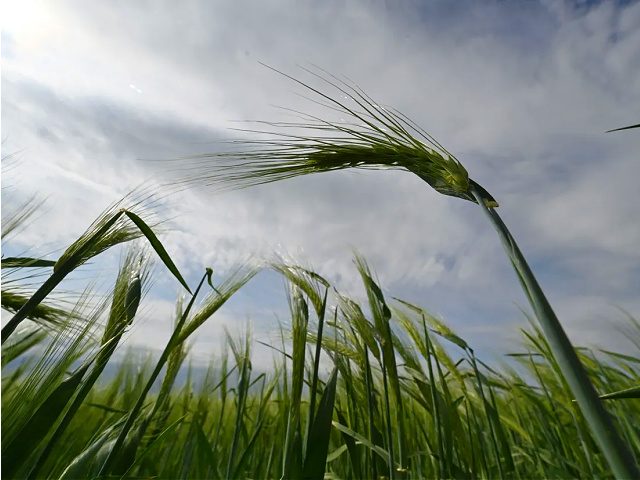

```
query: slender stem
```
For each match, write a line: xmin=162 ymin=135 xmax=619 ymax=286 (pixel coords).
xmin=363 ymin=345 xmax=378 ymax=480
xmin=305 ymin=289 xmax=328 ymax=454
xmin=469 ymin=351 xmax=504 ymax=479
xmin=381 ymin=359 xmax=396 ymax=480
xmin=471 ymin=186 xmax=639 ymax=479
xmin=422 ymin=319 xmax=443 ymax=479
xmin=226 ymin=353 xmax=250 ymax=479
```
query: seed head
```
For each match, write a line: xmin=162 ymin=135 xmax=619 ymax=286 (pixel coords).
xmin=125 ymin=271 xmax=142 ymax=324
xmin=177 ymin=66 xmax=498 ymax=208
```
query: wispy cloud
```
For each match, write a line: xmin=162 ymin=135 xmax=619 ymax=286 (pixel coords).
xmin=2 ymin=0 xmax=639 ymax=359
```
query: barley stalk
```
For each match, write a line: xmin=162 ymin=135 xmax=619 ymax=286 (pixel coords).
xmin=471 ymin=186 xmax=639 ymax=479
xmin=178 ymin=66 xmax=639 ymax=479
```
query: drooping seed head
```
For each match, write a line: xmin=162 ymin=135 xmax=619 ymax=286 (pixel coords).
xmin=125 ymin=271 xmax=142 ymax=324
xmin=53 ymin=187 xmax=162 ymax=274
xmin=176 ymin=66 xmax=498 ymax=208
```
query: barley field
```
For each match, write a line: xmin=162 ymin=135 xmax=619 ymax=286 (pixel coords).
xmin=2 ymin=235 xmax=639 ymax=479
xmin=2 ymin=71 xmax=639 ymax=479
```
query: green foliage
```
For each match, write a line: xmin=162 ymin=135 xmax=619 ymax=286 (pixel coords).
xmin=2 ymin=252 xmax=639 ymax=479
xmin=1 ymin=191 xmax=191 ymax=343
xmin=24 ymin=250 xmax=150 ymax=480
xmin=302 ymin=366 xmax=339 ymax=480
xmin=471 ymin=186 xmax=640 ymax=478
xmin=176 ymin=67 xmax=637 ymax=477
xmin=2 ymin=71 xmax=639 ymax=479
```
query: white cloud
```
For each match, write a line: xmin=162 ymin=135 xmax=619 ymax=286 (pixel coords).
xmin=2 ymin=0 xmax=639 ymax=361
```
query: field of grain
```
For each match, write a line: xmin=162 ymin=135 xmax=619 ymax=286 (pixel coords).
xmin=2 ymin=72 xmax=639 ymax=479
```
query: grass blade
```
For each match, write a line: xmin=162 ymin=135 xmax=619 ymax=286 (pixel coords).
xmin=599 ymin=385 xmax=640 ymax=400
xmin=123 ymin=210 xmax=191 ymax=294
xmin=331 ymin=421 xmax=390 ymax=466
xmin=302 ymin=366 xmax=339 ymax=480
xmin=305 ymin=288 xmax=328 ymax=453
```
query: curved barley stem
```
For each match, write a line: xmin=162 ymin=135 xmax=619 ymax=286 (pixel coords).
xmin=182 ymin=66 xmax=639 ymax=478
xmin=470 ymin=185 xmax=639 ymax=479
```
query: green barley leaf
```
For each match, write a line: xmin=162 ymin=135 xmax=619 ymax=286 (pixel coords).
xmin=123 ymin=210 xmax=191 ymax=294
xmin=231 ymin=417 xmax=266 ymax=479
xmin=302 ymin=366 xmax=339 ymax=480
xmin=326 ymin=444 xmax=348 ymax=463
xmin=331 ymin=421 xmax=390 ymax=465
xmin=599 ymin=385 xmax=640 ymax=400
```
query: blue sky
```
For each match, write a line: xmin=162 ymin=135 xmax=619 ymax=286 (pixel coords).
xmin=2 ymin=0 xmax=640 ymax=363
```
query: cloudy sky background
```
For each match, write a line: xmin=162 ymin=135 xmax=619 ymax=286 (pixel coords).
xmin=2 ymin=0 xmax=640 ymax=364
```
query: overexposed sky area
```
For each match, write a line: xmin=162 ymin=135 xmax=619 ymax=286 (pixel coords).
xmin=2 ymin=0 xmax=640 ymax=364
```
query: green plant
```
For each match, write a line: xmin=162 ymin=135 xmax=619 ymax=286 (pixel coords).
xmin=3 ymin=252 xmax=640 ymax=479
xmin=1 ymin=196 xmax=191 ymax=343
xmin=3 ymin=69 xmax=639 ymax=480
xmin=180 ymin=67 xmax=639 ymax=478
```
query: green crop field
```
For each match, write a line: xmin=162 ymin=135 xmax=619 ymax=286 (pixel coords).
xmin=2 ymin=71 xmax=639 ymax=479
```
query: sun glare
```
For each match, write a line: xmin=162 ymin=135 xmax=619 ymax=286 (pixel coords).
xmin=2 ymin=0 xmax=54 ymax=44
